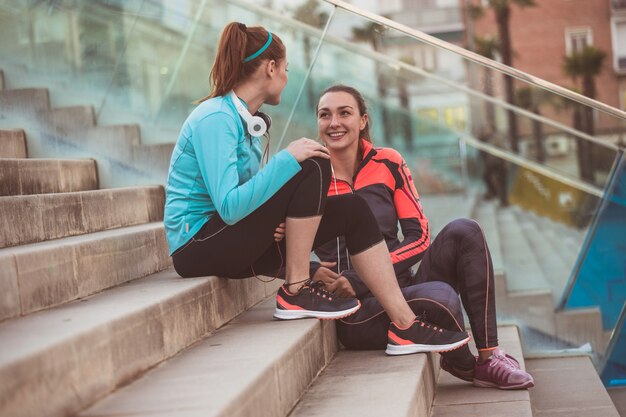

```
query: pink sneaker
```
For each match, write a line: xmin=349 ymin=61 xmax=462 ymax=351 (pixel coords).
xmin=473 ymin=348 xmax=534 ymax=390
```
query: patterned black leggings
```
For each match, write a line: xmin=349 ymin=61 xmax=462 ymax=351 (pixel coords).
xmin=337 ymin=218 xmax=497 ymax=368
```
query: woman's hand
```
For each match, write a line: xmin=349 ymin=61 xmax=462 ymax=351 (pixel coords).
xmin=274 ymin=222 xmax=286 ymax=242
xmin=327 ymin=276 xmax=356 ymax=298
xmin=286 ymin=138 xmax=329 ymax=162
xmin=312 ymin=261 xmax=339 ymax=286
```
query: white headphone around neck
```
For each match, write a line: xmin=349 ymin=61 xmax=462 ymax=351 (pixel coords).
xmin=229 ymin=91 xmax=271 ymax=137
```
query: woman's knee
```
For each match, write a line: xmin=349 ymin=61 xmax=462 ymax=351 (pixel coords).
xmin=300 ymin=156 xmax=331 ymax=177
xmin=403 ymin=281 xmax=464 ymax=330
xmin=441 ymin=218 xmax=482 ymax=241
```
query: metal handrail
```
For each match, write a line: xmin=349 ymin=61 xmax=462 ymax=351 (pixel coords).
xmin=229 ymin=0 xmax=620 ymax=151
xmin=323 ymin=0 xmax=626 ymax=123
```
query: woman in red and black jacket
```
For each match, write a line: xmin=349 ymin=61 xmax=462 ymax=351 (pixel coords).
xmin=311 ymin=85 xmax=534 ymax=390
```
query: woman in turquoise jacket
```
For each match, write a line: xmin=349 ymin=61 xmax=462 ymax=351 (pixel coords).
xmin=164 ymin=22 xmax=470 ymax=355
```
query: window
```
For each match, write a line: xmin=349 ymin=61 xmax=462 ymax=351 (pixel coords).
xmin=565 ymin=27 xmax=593 ymax=55
xmin=443 ymin=106 xmax=466 ymax=131
xmin=611 ymin=18 xmax=626 ymax=73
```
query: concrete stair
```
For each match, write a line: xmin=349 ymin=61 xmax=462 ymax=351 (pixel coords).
xmin=80 ymin=297 xmax=334 ymax=417
xmin=0 ymin=117 xmax=284 ymax=417
xmin=0 ymin=222 xmax=170 ymax=321
xmin=431 ymin=326 xmax=531 ymax=417
xmin=0 ymin=158 xmax=98 ymax=196
xmin=472 ymin=200 xmax=607 ymax=354
xmin=0 ymin=70 xmax=172 ymax=188
xmin=0 ymin=186 xmax=164 ymax=248
xmin=527 ymin=356 xmax=620 ymax=417
xmin=0 ymin=270 xmax=280 ymax=417
xmin=0 ymin=129 xmax=27 ymax=158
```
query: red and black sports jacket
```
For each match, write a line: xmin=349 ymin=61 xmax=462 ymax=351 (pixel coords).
xmin=313 ymin=140 xmax=431 ymax=298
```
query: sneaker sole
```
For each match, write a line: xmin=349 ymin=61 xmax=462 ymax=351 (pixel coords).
xmin=273 ymin=301 xmax=361 ymax=320
xmin=385 ymin=335 xmax=471 ymax=355
xmin=472 ymin=378 xmax=535 ymax=390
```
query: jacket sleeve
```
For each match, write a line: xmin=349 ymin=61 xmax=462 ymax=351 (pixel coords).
xmin=192 ymin=112 xmax=301 ymax=225
xmin=389 ymin=158 xmax=430 ymax=273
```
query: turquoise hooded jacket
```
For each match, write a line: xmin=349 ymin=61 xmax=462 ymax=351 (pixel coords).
xmin=164 ymin=94 xmax=301 ymax=255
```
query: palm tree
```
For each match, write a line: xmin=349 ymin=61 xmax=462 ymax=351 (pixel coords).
xmin=467 ymin=0 xmax=536 ymax=154
xmin=398 ymin=56 xmax=416 ymax=151
xmin=516 ymin=86 xmax=551 ymax=163
xmin=473 ymin=35 xmax=500 ymax=134
xmin=352 ymin=22 xmax=393 ymax=144
xmin=292 ymin=0 xmax=328 ymax=110
xmin=562 ymin=45 xmax=607 ymax=182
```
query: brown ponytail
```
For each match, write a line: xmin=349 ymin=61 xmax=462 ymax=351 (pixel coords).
xmin=196 ymin=22 xmax=286 ymax=103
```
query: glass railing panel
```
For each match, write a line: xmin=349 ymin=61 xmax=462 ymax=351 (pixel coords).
xmin=0 ymin=1 xmax=144 ymax=108
xmin=305 ymin=2 xmax=626 ymax=362
xmin=601 ymin=303 xmax=626 ymax=388
xmin=563 ymin=151 xmax=626 ymax=331
xmin=283 ymin=7 xmax=470 ymax=192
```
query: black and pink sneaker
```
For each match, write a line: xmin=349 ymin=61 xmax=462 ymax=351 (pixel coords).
xmin=386 ymin=319 xmax=471 ymax=355
xmin=473 ymin=348 xmax=534 ymax=390
xmin=274 ymin=280 xmax=361 ymax=320
xmin=440 ymin=356 xmax=477 ymax=382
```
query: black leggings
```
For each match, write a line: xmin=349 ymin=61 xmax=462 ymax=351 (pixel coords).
xmin=336 ymin=281 xmax=476 ymax=369
xmin=337 ymin=218 xmax=498 ymax=368
xmin=172 ymin=157 xmax=383 ymax=279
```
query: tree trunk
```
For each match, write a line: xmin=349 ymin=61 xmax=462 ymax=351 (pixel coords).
xmin=532 ymin=107 xmax=545 ymax=163
xmin=574 ymin=104 xmax=592 ymax=182
xmin=372 ymin=35 xmax=392 ymax=144
xmin=303 ymin=35 xmax=315 ymax=110
xmin=484 ymin=67 xmax=496 ymax=132
xmin=496 ymin=6 xmax=519 ymax=153
xmin=398 ymin=79 xmax=413 ymax=151
xmin=581 ymin=75 xmax=596 ymax=182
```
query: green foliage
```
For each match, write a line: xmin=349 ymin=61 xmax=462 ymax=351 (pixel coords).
xmin=563 ymin=45 xmax=607 ymax=80
xmin=352 ymin=21 xmax=386 ymax=44
xmin=474 ymin=35 xmax=500 ymax=59
xmin=292 ymin=0 xmax=328 ymax=28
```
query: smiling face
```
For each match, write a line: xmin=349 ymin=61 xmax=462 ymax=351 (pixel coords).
xmin=317 ymin=91 xmax=368 ymax=155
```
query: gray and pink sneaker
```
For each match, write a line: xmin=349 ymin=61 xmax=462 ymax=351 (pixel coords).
xmin=473 ymin=348 xmax=534 ymax=390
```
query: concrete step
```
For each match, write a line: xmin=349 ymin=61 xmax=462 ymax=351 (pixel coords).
xmin=291 ymin=347 xmax=437 ymax=417
xmin=430 ymin=326 xmax=532 ymax=417
xmin=541 ymin=228 xmax=578 ymax=270
xmin=527 ymin=356 xmax=620 ymax=417
xmin=0 ymin=88 xmax=50 ymax=114
xmin=496 ymin=208 xmax=551 ymax=293
xmin=554 ymin=308 xmax=607 ymax=353
xmin=608 ymin=387 xmax=626 ymax=417
xmin=533 ymin=213 xmax=584 ymax=263
xmin=0 ymin=185 xmax=164 ymax=248
xmin=0 ymin=222 xmax=170 ymax=321
xmin=133 ymin=143 xmax=174 ymax=169
xmin=50 ymin=124 xmax=142 ymax=162
xmin=472 ymin=201 xmax=504 ymax=274
xmin=38 ymin=105 xmax=96 ymax=132
xmin=513 ymin=209 xmax=572 ymax=303
xmin=0 ymin=269 xmax=281 ymax=417
xmin=79 ymin=296 xmax=331 ymax=417
xmin=0 ymin=129 xmax=27 ymax=158
xmin=0 ymin=158 xmax=98 ymax=196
